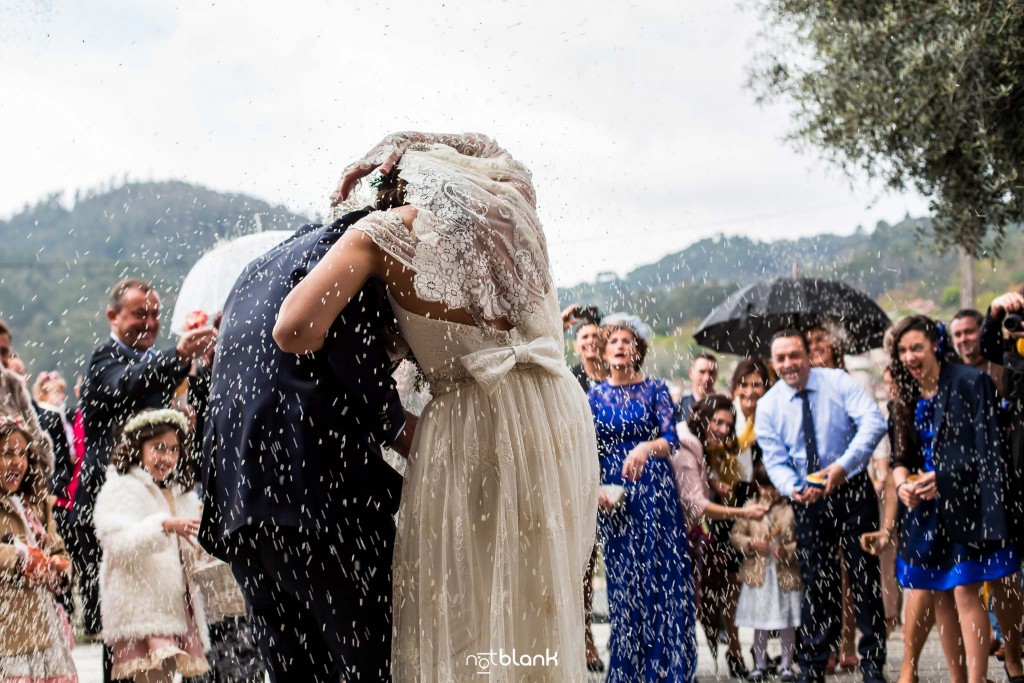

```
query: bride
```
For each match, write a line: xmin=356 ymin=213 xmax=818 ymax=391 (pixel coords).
xmin=274 ymin=132 xmax=600 ymax=681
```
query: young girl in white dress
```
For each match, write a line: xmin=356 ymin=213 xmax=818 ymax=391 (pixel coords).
xmin=731 ymin=461 xmax=803 ymax=682
xmin=94 ymin=409 xmax=209 ymax=683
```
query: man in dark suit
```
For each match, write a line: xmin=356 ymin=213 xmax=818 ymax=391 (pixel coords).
xmin=77 ymin=278 xmax=216 ymax=682
xmin=200 ymin=209 xmax=412 ymax=683
xmin=677 ymin=352 xmax=719 ymax=422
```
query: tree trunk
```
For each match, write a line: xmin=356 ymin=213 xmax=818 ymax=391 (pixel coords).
xmin=959 ymin=246 xmax=976 ymax=309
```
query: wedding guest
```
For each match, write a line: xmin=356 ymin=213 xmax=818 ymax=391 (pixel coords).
xmin=684 ymin=394 xmax=767 ymax=678
xmin=732 ymin=461 xmax=802 ymax=682
xmin=568 ymin=306 xmax=608 ymax=391
xmin=0 ymin=415 xmax=77 ymax=682
xmin=30 ymin=373 xmax=75 ymax=535
xmin=732 ymin=357 xmax=772 ymax=487
xmin=891 ymin=315 xmax=1023 ymax=683
xmin=78 ymin=277 xmax=215 ymax=682
xmin=565 ymin=305 xmax=607 ymax=672
xmin=806 ymin=321 xmax=858 ymax=673
xmin=590 ymin=314 xmax=697 ymax=680
xmin=756 ymin=329 xmax=888 ymax=683
xmin=951 ymin=308 xmax=1004 ymax=395
xmin=677 ymin=352 xmax=718 ymax=421
xmin=94 ymin=409 xmax=209 ymax=682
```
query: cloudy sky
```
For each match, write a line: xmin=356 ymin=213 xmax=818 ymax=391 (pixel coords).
xmin=1 ymin=0 xmax=930 ymax=286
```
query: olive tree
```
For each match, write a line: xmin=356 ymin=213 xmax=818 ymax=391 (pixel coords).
xmin=749 ymin=1 xmax=1024 ymax=256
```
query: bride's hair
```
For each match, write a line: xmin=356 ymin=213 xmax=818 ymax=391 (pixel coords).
xmin=374 ymin=166 xmax=408 ymax=211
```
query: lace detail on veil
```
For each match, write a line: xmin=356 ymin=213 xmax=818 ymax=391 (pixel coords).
xmin=352 ymin=143 xmax=553 ymax=330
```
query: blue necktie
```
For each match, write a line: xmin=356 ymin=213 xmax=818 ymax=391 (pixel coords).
xmin=798 ymin=390 xmax=820 ymax=473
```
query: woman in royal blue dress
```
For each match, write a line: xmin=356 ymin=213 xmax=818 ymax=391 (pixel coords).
xmin=890 ymin=315 xmax=1024 ymax=683
xmin=588 ymin=314 xmax=696 ymax=681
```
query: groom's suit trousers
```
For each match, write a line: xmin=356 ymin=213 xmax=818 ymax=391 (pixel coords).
xmin=226 ymin=513 xmax=396 ymax=683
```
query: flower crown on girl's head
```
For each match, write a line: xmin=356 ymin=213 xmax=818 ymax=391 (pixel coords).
xmin=0 ymin=414 xmax=30 ymax=436
xmin=121 ymin=409 xmax=189 ymax=438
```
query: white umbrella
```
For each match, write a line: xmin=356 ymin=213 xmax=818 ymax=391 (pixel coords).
xmin=170 ymin=230 xmax=292 ymax=335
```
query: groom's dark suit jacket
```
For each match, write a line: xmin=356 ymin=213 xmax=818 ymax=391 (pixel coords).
xmin=199 ymin=209 xmax=405 ymax=557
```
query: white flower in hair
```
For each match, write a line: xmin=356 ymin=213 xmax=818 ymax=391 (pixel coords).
xmin=122 ymin=409 xmax=189 ymax=436
xmin=602 ymin=312 xmax=655 ymax=342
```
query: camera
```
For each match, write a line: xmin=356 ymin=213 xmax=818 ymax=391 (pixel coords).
xmin=576 ymin=306 xmax=601 ymax=324
xmin=1006 ymin=314 xmax=1024 ymax=334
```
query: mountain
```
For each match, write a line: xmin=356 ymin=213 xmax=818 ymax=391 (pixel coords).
xmin=558 ymin=216 xmax=1024 ymax=337
xmin=4 ymin=180 xmax=1022 ymax=383
xmin=0 ymin=181 xmax=311 ymax=376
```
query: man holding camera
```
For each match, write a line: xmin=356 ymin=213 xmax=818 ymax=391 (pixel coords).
xmin=981 ymin=289 xmax=1024 ymax=478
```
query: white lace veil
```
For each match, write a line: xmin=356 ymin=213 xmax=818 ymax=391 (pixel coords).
xmin=346 ymin=140 xmax=557 ymax=336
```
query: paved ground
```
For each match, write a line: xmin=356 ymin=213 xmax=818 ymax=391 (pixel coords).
xmin=66 ymin=578 xmax=1009 ymax=682
xmin=71 ymin=624 xmax=1013 ymax=682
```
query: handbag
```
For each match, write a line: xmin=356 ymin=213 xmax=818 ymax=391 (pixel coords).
xmin=189 ymin=551 xmax=247 ymax=622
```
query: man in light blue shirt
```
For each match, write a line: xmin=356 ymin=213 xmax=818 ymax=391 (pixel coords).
xmin=756 ymin=329 xmax=888 ymax=683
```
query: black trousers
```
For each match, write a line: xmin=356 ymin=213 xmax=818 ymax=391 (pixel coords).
xmin=225 ymin=516 xmax=396 ymax=683
xmin=792 ymin=474 xmax=886 ymax=682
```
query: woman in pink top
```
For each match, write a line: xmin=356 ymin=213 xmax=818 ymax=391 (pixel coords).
xmin=673 ymin=394 xmax=768 ymax=676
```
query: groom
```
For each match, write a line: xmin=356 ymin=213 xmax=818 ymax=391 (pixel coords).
xmin=200 ymin=208 xmax=412 ymax=683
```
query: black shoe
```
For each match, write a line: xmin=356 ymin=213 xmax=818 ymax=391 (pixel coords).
xmin=747 ymin=669 xmax=767 ymax=682
xmin=779 ymin=668 xmax=796 ymax=683
xmin=1005 ymin=663 xmax=1024 ymax=683
xmin=727 ymin=652 xmax=749 ymax=678
xmin=586 ymin=658 xmax=605 ymax=673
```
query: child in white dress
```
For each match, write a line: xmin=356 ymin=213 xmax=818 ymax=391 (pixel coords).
xmin=94 ymin=409 xmax=209 ymax=683
xmin=731 ymin=461 xmax=803 ymax=682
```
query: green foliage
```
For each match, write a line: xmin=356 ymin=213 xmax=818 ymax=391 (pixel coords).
xmin=0 ymin=182 xmax=310 ymax=378
xmin=940 ymin=284 xmax=960 ymax=307
xmin=748 ymin=0 xmax=1024 ymax=256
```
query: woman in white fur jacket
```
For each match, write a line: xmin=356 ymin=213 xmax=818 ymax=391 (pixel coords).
xmin=93 ymin=409 xmax=209 ymax=683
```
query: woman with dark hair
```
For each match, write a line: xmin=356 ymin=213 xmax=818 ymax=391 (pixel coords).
xmin=684 ymin=394 xmax=765 ymax=677
xmin=589 ymin=314 xmax=696 ymax=680
xmin=890 ymin=315 xmax=1024 ymax=683
xmin=0 ymin=415 xmax=77 ymax=682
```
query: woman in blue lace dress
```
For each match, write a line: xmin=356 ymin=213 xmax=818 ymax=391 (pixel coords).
xmin=588 ymin=314 xmax=696 ymax=681
xmin=890 ymin=315 xmax=1024 ymax=683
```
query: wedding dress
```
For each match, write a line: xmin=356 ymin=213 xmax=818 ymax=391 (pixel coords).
xmin=345 ymin=134 xmax=600 ymax=682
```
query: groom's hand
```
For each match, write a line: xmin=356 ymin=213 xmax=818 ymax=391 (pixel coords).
xmin=392 ymin=412 xmax=418 ymax=458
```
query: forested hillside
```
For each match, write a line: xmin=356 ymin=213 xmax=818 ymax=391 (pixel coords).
xmin=3 ymin=181 xmax=1022 ymax=382
xmin=0 ymin=182 xmax=310 ymax=375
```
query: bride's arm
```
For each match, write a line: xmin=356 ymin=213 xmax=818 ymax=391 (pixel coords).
xmin=274 ymin=230 xmax=383 ymax=354
xmin=276 ymin=207 xmax=418 ymax=354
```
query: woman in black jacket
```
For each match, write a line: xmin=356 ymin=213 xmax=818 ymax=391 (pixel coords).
xmin=890 ymin=315 xmax=1023 ymax=683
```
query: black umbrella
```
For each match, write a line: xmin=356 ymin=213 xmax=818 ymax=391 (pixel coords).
xmin=693 ymin=278 xmax=890 ymax=357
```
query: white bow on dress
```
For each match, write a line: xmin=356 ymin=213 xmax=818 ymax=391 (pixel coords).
xmin=460 ymin=337 xmax=565 ymax=395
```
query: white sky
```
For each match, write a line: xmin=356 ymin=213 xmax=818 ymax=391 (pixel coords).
xmin=1 ymin=0 xmax=930 ymax=286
